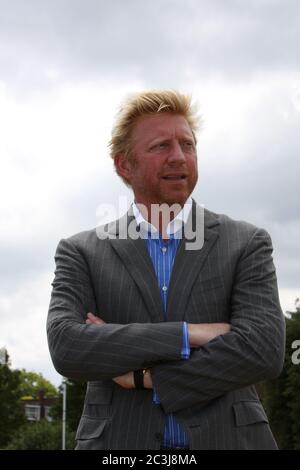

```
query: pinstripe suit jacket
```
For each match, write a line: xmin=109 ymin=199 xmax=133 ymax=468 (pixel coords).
xmin=47 ymin=201 xmax=285 ymax=450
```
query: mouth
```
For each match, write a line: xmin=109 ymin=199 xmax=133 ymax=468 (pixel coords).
xmin=161 ymin=174 xmax=187 ymax=181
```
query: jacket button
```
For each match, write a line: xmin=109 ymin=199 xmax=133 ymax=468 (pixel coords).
xmin=154 ymin=432 xmax=162 ymax=441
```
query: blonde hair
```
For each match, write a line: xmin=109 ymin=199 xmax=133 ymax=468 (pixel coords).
xmin=108 ymin=89 xmax=201 ymax=185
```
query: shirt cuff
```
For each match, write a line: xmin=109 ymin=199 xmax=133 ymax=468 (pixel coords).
xmin=153 ymin=388 xmax=160 ymax=404
xmin=152 ymin=322 xmax=190 ymax=405
xmin=181 ymin=321 xmax=190 ymax=360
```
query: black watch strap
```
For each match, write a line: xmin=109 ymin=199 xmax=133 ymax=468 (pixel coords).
xmin=134 ymin=369 xmax=145 ymax=390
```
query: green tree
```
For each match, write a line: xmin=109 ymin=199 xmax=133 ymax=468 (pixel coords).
xmin=5 ymin=420 xmax=75 ymax=450
xmin=262 ymin=299 xmax=300 ymax=449
xmin=0 ymin=364 xmax=26 ymax=447
xmin=19 ymin=370 xmax=58 ymax=398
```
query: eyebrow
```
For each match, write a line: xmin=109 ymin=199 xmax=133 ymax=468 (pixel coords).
xmin=148 ymin=134 xmax=195 ymax=145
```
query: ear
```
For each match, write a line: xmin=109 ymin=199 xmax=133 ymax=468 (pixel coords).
xmin=114 ymin=153 xmax=133 ymax=183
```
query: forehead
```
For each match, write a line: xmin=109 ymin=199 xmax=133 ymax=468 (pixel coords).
xmin=131 ymin=113 xmax=193 ymax=144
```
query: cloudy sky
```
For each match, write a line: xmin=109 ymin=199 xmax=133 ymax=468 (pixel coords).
xmin=1 ymin=0 xmax=299 ymax=387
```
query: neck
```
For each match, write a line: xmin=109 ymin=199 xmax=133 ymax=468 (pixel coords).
xmin=135 ymin=199 xmax=187 ymax=239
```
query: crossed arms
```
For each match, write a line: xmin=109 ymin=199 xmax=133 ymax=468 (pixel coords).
xmin=85 ymin=311 xmax=231 ymax=389
xmin=47 ymin=228 xmax=285 ymax=413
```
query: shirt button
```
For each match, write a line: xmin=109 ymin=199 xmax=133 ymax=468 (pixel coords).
xmin=162 ymin=286 xmax=167 ymax=293
xmin=161 ymin=247 xmax=167 ymax=253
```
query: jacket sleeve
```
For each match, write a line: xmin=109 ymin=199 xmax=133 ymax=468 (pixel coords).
xmin=47 ymin=237 xmax=183 ymax=381
xmin=150 ymin=228 xmax=286 ymax=414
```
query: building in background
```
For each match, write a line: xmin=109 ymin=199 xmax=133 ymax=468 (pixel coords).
xmin=22 ymin=390 xmax=58 ymax=422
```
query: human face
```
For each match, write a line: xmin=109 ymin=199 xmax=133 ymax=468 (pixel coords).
xmin=121 ymin=113 xmax=198 ymax=209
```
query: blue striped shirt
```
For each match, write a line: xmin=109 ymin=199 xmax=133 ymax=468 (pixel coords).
xmin=133 ymin=202 xmax=191 ymax=449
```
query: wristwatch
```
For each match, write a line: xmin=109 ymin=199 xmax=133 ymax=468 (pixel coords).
xmin=134 ymin=369 xmax=147 ymax=389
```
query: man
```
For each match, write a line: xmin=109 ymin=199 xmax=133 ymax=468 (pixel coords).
xmin=47 ymin=90 xmax=285 ymax=450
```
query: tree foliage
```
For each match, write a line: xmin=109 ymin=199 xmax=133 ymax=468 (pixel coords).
xmin=5 ymin=420 xmax=76 ymax=450
xmin=0 ymin=365 xmax=26 ymax=447
xmin=0 ymin=356 xmax=59 ymax=448
xmin=19 ymin=369 xmax=58 ymax=398
xmin=261 ymin=299 xmax=300 ymax=449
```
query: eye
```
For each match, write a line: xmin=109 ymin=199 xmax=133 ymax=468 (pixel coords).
xmin=182 ymin=141 xmax=194 ymax=150
xmin=149 ymin=142 xmax=168 ymax=152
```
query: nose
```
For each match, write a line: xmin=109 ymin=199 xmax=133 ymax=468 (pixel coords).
xmin=167 ymin=141 xmax=186 ymax=164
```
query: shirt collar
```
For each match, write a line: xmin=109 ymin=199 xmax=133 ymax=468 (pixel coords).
xmin=132 ymin=197 xmax=193 ymax=237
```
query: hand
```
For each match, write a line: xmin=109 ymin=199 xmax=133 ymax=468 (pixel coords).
xmin=113 ymin=371 xmax=135 ymax=389
xmin=85 ymin=312 xmax=106 ymax=325
xmin=143 ymin=369 xmax=153 ymax=389
xmin=188 ymin=322 xmax=231 ymax=348
xmin=112 ymin=369 xmax=153 ymax=390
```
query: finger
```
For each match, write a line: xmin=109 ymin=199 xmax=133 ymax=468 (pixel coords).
xmin=86 ymin=313 xmax=105 ymax=325
xmin=87 ymin=312 xmax=97 ymax=319
xmin=87 ymin=312 xmax=103 ymax=321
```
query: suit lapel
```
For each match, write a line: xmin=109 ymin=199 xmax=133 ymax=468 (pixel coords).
xmin=107 ymin=209 xmax=165 ymax=322
xmin=166 ymin=203 xmax=220 ymax=321
xmin=105 ymin=202 xmax=220 ymax=323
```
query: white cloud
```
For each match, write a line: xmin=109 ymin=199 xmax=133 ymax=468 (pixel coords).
xmin=0 ymin=79 xmax=142 ymax=243
xmin=279 ymin=288 xmax=300 ymax=316
xmin=0 ymin=270 xmax=62 ymax=386
xmin=1 ymin=1 xmax=300 ymax=385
